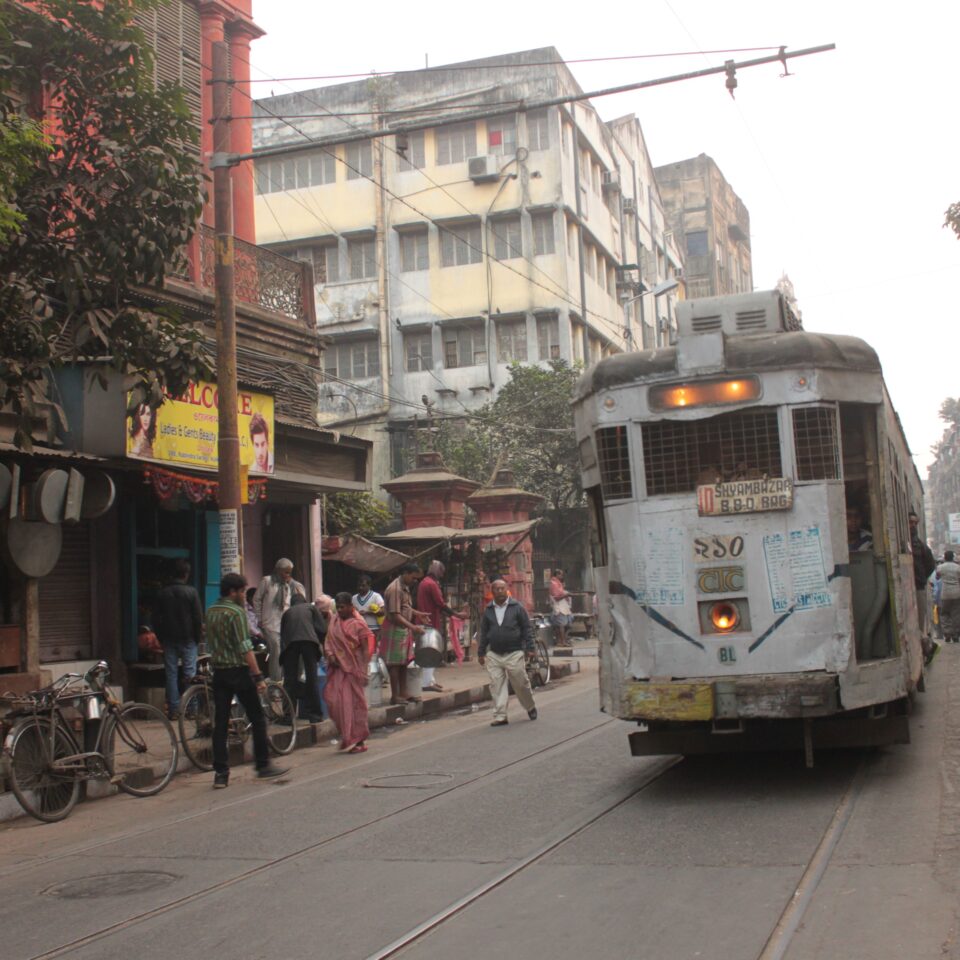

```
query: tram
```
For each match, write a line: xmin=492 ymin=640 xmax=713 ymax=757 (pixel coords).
xmin=574 ymin=290 xmax=925 ymax=761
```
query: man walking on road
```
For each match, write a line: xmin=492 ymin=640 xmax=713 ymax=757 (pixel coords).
xmin=154 ymin=558 xmax=203 ymax=718
xmin=478 ymin=579 xmax=537 ymax=727
xmin=206 ymin=572 xmax=287 ymax=789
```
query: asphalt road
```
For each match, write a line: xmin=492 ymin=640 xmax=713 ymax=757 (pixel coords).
xmin=2 ymin=655 xmax=959 ymax=960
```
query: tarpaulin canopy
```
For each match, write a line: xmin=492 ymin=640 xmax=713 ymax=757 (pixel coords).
xmin=321 ymin=534 xmax=411 ymax=573
xmin=378 ymin=518 xmax=541 ymax=542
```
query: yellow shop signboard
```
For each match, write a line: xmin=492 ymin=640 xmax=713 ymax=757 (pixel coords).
xmin=126 ymin=382 xmax=275 ymax=474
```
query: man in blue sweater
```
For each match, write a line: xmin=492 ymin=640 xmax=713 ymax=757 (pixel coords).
xmin=477 ymin=579 xmax=537 ymax=727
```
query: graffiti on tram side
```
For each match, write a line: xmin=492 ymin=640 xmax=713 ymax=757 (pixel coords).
xmin=697 ymin=478 xmax=793 ymax=517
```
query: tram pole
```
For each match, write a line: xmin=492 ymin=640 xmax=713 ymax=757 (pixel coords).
xmin=211 ymin=40 xmax=243 ymax=575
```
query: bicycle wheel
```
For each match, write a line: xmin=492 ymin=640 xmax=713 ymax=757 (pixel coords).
xmin=260 ymin=681 xmax=297 ymax=755
xmin=178 ymin=683 xmax=215 ymax=771
xmin=106 ymin=702 xmax=178 ymax=797
xmin=529 ymin=640 xmax=551 ymax=688
xmin=7 ymin=717 xmax=80 ymax=822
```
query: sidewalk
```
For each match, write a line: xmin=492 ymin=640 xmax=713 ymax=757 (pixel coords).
xmin=0 ymin=645 xmax=584 ymax=823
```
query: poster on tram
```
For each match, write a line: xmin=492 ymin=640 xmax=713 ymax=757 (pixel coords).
xmin=125 ymin=381 xmax=275 ymax=474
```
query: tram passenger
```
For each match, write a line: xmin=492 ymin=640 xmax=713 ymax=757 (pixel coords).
xmin=846 ymin=503 xmax=873 ymax=553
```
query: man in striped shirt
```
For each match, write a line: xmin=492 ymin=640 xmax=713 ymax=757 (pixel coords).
xmin=206 ymin=572 xmax=288 ymax=789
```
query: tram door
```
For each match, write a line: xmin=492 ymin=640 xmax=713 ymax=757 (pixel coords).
xmin=841 ymin=403 xmax=893 ymax=660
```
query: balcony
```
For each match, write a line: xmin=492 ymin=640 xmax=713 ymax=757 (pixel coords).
xmin=169 ymin=224 xmax=315 ymax=328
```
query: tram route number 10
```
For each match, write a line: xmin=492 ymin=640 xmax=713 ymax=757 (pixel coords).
xmin=717 ymin=645 xmax=737 ymax=664
xmin=693 ymin=534 xmax=745 ymax=562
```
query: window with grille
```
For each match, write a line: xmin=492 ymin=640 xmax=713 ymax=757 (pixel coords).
xmin=537 ymin=315 xmax=560 ymax=360
xmin=395 ymin=131 xmax=425 ymax=171
xmin=527 ymin=110 xmax=550 ymax=151
xmin=596 ymin=426 xmax=633 ymax=500
xmin=487 ymin=117 xmax=517 ymax=156
xmin=436 ymin=123 xmax=477 ymax=165
xmin=442 ymin=324 xmax=486 ymax=368
xmin=312 ymin=245 xmax=339 ymax=283
xmin=792 ymin=407 xmax=841 ymax=481
xmin=496 ymin=319 xmax=528 ymax=363
xmin=440 ymin=222 xmax=482 ymax=267
xmin=532 ymin=212 xmax=555 ymax=256
xmin=642 ymin=409 xmax=783 ymax=496
xmin=347 ymin=237 xmax=376 ymax=279
xmin=400 ymin=231 xmax=429 ymax=272
xmin=345 ymin=141 xmax=373 ymax=180
xmin=404 ymin=331 xmax=433 ymax=372
xmin=325 ymin=339 xmax=380 ymax=380
xmin=490 ymin=216 xmax=523 ymax=260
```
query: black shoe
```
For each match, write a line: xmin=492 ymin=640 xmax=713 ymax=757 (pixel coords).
xmin=528 ymin=708 xmax=538 ymax=721
xmin=490 ymin=719 xmax=509 ymax=727
xmin=213 ymin=772 xmax=229 ymax=789
xmin=303 ymin=714 xmax=324 ymax=724
xmin=257 ymin=763 xmax=288 ymax=780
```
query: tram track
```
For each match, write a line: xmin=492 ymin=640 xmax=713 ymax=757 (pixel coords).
xmin=21 ymin=706 xmax=621 ymax=960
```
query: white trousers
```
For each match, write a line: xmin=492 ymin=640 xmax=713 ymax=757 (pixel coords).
xmin=485 ymin=649 xmax=535 ymax=721
xmin=421 ymin=666 xmax=436 ymax=686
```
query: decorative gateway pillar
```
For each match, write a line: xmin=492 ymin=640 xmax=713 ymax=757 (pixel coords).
xmin=381 ymin=452 xmax=480 ymax=531
xmin=468 ymin=470 xmax=544 ymax=609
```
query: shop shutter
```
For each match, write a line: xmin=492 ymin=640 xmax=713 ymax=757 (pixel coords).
xmin=39 ymin=523 xmax=93 ymax=663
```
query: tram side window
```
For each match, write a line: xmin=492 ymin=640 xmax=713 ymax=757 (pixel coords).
xmin=641 ymin=409 xmax=782 ymax=495
xmin=596 ymin=425 xmax=633 ymax=500
xmin=792 ymin=406 xmax=841 ymax=481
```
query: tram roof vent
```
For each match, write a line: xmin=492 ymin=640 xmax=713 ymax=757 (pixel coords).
xmin=676 ymin=290 xmax=803 ymax=339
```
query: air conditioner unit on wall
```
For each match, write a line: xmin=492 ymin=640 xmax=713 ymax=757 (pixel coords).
xmin=601 ymin=170 xmax=621 ymax=193
xmin=468 ymin=155 xmax=500 ymax=183
xmin=622 ymin=196 xmax=636 ymax=214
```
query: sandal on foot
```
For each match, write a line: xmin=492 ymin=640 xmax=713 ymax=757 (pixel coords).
xmin=348 ymin=743 xmax=368 ymax=754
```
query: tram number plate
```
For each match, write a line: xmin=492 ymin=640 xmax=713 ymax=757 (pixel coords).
xmin=693 ymin=534 xmax=745 ymax=562
xmin=697 ymin=478 xmax=793 ymax=516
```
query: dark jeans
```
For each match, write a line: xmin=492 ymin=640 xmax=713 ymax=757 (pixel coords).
xmin=212 ymin=666 xmax=270 ymax=776
xmin=281 ymin=642 xmax=323 ymax=718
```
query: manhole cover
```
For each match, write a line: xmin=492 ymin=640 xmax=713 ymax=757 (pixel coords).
xmin=364 ymin=772 xmax=455 ymax=789
xmin=43 ymin=871 xmax=180 ymax=899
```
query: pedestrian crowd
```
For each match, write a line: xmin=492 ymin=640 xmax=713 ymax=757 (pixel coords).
xmin=146 ymin=556 xmax=541 ymax=788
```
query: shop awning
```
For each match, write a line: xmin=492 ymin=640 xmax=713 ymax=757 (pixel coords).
xmin=379 ymin=518 xmax=541 ymax=543
xmin=322 ymin=534 xmax=411 ymax=573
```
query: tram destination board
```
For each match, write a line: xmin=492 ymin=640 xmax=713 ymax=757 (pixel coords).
xmin=697 ymin=477 xmax=793 ymax=516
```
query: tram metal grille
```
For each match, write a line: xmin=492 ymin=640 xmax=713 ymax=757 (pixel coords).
xmin=642 ymin=409 xmax=782 ymax=495
xmin=596 ymin=425 xmax=633 ymax=500
xmin=792 ymin=407 xmax=840 ymax=480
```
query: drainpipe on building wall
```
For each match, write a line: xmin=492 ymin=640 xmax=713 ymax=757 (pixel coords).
xmin=374 ymin=103 xmax=391 ymax=416
xmin=570 ymin=107 xmax=590 ymax=362
xmin=629 ymin=159 xmax=647 ymax=349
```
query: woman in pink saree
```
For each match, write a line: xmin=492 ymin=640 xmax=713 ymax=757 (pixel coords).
xmin=325 ymin=592 xmax=376 ymax=754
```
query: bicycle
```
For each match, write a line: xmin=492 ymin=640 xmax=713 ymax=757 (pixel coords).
xmin=3 ymin=661 xmax=178 ymax=823
xmin=526 ymin=638 xmax=551 ymax=688
xmin=177 ymin=654 xmax=297 ymax=771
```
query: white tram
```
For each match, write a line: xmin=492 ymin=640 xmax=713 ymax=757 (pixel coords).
xmin=574 ymin=290 xmax=926 ymax=760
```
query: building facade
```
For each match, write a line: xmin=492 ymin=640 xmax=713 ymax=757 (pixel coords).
xmin=654 ymin=153 xmax=752 ymax=301
xmin=251 ymin=48 xmax=683 ymax=489
xmin=0 ymin=0 xmax=369 ymax=700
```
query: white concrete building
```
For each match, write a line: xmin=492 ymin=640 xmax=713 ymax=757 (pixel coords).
xmin=252 ymin=48 xmax=683 ymax=485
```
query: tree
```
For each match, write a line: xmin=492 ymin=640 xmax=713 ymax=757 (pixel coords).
xmin=0 ymin=0 xmax=210 ymax=447
xmin=940 ymin=397 xmax=960 ymax=425
xmin=323 ymin=492 xmax=393 ymax=538
xmin=435 ymin=360 xmax=583 ymax=511
xmin=946 ymin=202 xmax=960 ymax=241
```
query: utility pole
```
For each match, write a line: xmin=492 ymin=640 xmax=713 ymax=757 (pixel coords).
xmin=211 ymin=40 xmax=243 ymax=575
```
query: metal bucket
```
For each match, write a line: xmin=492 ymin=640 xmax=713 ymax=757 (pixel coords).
xmin=535 ymin=619 xmax=554 ymax=648
xmin=366 ymin=655 xmax=387 ymax=708
xmin=405 ymin=662 xmax=423 ymax=699
xmin=414 ymin=627 xmax=444 ymax=668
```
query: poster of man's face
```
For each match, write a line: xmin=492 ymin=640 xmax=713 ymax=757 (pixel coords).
xmin=250 ymin=412 xmax=273 ymax=474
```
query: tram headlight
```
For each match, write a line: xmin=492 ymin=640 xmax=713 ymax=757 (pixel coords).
xmin=649 ymin=376 xmax=761 ymax=411
xmin=709 ymin=601 xmax=740 ymax=632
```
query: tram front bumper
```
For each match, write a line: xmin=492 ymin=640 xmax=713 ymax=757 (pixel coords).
xmin=622 ymin=672 xmax=840 ymax=722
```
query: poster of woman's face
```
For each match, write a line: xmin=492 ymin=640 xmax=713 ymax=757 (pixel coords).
xmin=128 ymin=403 xmax=156 ymax=459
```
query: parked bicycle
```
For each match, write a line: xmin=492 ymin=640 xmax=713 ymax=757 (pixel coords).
xmin=177 ymin=653 xmax=297 ymax=771
xmin=527 ymin=635 xmax=551 ymax=688
xmin=3 ymin=661 xmax=178 ymax=823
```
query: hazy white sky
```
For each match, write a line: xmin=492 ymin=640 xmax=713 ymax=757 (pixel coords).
xmin=250 ymin=0 xmax=959 ymax=474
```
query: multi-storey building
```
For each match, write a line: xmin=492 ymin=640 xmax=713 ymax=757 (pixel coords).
xmin=654 ymin=153 xmax=752 ymax=300
xmin=0 ymin=1 xmax=369 ymax=698
xmin=252 ymin=48 xmax=682 ymax=486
